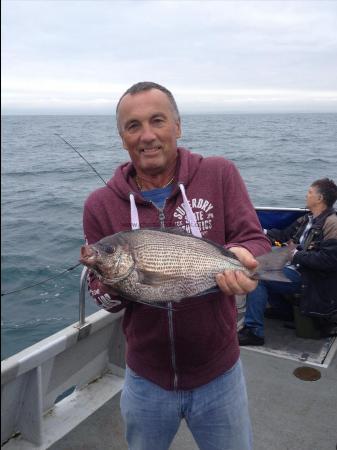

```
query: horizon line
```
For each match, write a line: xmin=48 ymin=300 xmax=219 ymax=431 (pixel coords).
xmin=2 ymin=111 xmax=337 ymax=117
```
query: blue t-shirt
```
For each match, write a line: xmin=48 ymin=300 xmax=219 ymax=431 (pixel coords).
xmin=141 ymin=185 xmax=174 ymax=209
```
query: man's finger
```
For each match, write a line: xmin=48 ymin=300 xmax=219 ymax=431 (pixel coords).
xmin=216 ymin=271 xmax=258 ymax=295
xmin=228 ymin=247 xmax=258 ymax=270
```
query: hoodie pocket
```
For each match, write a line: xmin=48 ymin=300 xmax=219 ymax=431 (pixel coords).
xmin=123 ymin=304 xmax=172 ymax=364
xmin=213 ymin=297 xmax=232 ymax=333
xmin=174 ymin=294 xmax=234 ymax=369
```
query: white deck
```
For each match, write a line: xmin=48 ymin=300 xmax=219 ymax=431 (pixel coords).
xmin=2 ymin=306 xmax=336 ymax=450
xmin=48 ymin=321 xmax=337 ymax=450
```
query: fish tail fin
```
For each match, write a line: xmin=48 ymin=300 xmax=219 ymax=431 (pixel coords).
xmin=254 ymin=244 xmax=296 ymax=283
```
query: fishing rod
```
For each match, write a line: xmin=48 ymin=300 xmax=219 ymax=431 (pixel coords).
xmin=1 ymin=263 xmax=82 ymax=297
xmin=54 ymin=133 xmax=108 ymax=187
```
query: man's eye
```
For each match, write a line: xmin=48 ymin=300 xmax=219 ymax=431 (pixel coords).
xmin=127 ymin=123 xmax=138 ymax=131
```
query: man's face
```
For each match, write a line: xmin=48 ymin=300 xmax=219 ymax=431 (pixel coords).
xmin=305 ymin=185 xmax=322 ymax=210
xmin=117 ymin=89 xmax=181 ymax=177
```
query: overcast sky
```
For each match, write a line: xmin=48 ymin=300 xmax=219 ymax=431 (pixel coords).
xmin=2 ymin=0 xmax=337 ymax=114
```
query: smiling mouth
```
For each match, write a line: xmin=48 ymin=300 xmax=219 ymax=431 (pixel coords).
xmin=141 ymin=146 xmax=161 ymax=154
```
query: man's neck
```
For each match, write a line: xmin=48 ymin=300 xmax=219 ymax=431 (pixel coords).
xmin=135 ymin=162 xmax=177 ymax=191
xmin=136 ymin=174 xmax=175 ymax=191
xmin=311 ymin=205 xmax=328 ymax=218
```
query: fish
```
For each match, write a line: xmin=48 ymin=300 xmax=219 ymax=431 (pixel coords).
xmin=80 ymin=228 xmax=293 ymax=303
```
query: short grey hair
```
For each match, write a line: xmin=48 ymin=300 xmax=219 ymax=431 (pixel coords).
xmin=311 ymin=178 xmax=337 ymax=207
xmin=116 ymin=81 xmax=180 ymax=131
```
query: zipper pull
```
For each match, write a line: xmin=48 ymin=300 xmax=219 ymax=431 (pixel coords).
xmin=158 ymin=209 xmax=165 ymax=229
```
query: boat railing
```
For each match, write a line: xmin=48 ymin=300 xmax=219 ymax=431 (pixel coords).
xmin=75 ymin=266 xmax=93 ymax=340
xmin=255 ymin=206 xmax=309 ymax=211
xmin=1 ymin=266 xmax=126 ymax=449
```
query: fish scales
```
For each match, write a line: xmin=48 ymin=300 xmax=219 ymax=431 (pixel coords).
xmin=134 ymin=238 xmax=231 ymax=282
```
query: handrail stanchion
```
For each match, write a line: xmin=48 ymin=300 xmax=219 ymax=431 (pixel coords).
xmin=79 ymin=266 xmax=89 ymax=328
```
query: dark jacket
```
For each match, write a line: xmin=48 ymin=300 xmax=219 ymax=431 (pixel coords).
xmin=267 ymin=208 xmax=337 ymax=318
xmin=83 ymin=147 xmax=271 ymax=390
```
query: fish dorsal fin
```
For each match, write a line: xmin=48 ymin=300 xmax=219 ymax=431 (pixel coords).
xmin=146 ymin=227 xmax=239 ymax=260
xmin=158 ymin=226 xmax=193 ymax=237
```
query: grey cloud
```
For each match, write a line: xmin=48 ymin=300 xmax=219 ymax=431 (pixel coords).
xmin=2 ymin=0 xmax=337 ymax=113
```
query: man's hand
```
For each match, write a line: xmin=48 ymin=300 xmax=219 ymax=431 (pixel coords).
xmin=215 ymin=247 xmax=258 ymax=295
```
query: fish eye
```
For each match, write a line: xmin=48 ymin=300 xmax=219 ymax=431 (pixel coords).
xmin=105 ymin=245 xmax=115 ymax=254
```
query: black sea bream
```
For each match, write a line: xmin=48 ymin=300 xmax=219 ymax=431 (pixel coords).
xmin=80 ymin=228 xmax=291 ymax=303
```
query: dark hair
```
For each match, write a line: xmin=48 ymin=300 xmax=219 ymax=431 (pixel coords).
xmin=311 ymin=178 xmax=337 ymax=207
xmin=116 ymin=81 xmax=180 ymax=130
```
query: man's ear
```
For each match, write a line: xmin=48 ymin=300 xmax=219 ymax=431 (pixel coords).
xmin=175 ymin=120 xmax=182 ymax=139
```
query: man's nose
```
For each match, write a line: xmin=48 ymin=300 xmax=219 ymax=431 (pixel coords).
xmin=140 ymin=124 xmax=156 ymax=142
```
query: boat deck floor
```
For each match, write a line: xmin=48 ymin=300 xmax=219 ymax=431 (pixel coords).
xmin=237 ymin=310 xmax=335 ymax=366
xmin=49 ymin=316 xmax=337 ymax=450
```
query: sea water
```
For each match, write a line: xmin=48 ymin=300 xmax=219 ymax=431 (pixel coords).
xmin=1 ymin=113 xmax=336 ymax=359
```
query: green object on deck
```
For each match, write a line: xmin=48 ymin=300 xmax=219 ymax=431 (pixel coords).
xmin=293 ymin=306 xmax=321 ymax=339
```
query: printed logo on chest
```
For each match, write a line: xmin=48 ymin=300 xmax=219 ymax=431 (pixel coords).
xmin=173 ymin=198 xmax=214 ymax=235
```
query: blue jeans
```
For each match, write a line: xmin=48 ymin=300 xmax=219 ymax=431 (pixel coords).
xmin=120 ymin=359 xmax=252 ymax=450
xmin=244 ymin=267 xmax=302 ymax=337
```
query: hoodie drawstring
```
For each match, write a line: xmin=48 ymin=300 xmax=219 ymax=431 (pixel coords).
xmin=129 ymin=193 xmax=140 ymax=230
xmin=178 ymin=184 xmax=202 ymax=238
xmin=128 ymin=184 xmax=202 ymax=237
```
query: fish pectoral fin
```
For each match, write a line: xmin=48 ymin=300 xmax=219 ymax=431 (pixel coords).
xmin=136 ymin=269 xmax=170 ymax=286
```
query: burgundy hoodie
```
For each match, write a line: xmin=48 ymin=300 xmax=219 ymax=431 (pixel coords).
xmin=83 ymin=147 xmax=271 ymax=390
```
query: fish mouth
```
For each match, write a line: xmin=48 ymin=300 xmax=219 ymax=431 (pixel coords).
xmin=79 ymin=245 xmax=98 ymax=265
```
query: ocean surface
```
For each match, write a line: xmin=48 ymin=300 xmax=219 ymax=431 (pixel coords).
xmin=1 ymin=113 xmax=336 ymax=359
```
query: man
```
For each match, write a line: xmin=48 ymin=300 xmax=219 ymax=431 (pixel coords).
xmin=239 ymin=178 xmax=337 ymax=346
xmin=83 ymin=81 xmax=271 ymax=449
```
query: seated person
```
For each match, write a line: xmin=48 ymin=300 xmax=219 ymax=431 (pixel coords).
xmin=239 ymin=178 xmax=337 ymax=346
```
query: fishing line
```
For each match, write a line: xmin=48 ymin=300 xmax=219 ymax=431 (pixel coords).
xmin=2 ymin=262 xmax=176 ymax=311
xmin=1 ymin=263 xmax=82 ymax=297
xmin=55 ymin=133 xmax=108 ymax=186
